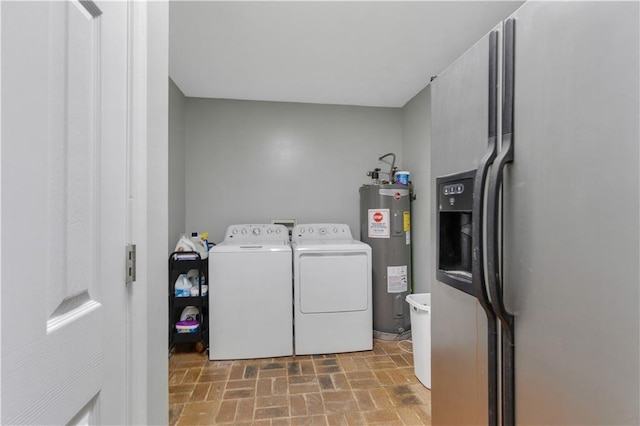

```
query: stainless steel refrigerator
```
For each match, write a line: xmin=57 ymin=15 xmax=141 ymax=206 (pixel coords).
xmin=430 ymin=2 xmax=639 ymax=425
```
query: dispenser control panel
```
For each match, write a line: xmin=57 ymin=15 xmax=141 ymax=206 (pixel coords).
xmin=438 ymin=173 xmax=475 ymax=212
xmin=443 ymin=183 xmax=465 ymax=195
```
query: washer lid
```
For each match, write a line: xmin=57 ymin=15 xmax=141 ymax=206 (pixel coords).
xmin=211 ymin=240 xmax=292 ymax=253
xmin=293 ymin=240 xmax=371 ymax=252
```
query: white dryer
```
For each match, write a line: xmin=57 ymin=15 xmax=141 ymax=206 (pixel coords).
xmin=209 ymin=224 xmax=292 ymax=360
xmin=292 ymin=223 xmax=372 ymax=355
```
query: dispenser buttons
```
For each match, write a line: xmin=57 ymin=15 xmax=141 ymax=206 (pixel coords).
xmin=443 ymin=183 xmax=464 ymax=195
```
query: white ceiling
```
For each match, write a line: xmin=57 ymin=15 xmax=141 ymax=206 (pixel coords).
xmin=169 ymin=1 xmax=524 ymax=108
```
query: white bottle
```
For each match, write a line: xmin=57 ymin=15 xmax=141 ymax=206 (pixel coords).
xmin=175 ymin=234 xmax=197 ymax=253
xmin=174 ymin=274 xmax=193 ymax=297
xmin=190 ymin=232 xmax=209 ymax=259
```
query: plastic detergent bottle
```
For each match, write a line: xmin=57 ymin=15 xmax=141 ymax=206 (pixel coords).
xmin=174 ymin=274 xmax=192 ymax=297
xmin=189 ymin=232 xmax=208 ymax=259
xmin=175 ymin=234 xmax=197 ymax=252
xmin=201 ymin=232 xmax=209 ymax=250
xmin=187 ymin=269 xmax=199 ymax=286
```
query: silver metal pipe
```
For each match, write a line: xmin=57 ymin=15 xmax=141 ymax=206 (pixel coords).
xmin=378 ymin=153 xmax=396 ymax=182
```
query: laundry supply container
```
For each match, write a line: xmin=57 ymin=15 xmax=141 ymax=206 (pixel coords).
xmin=406 ymin=293 xmax=431 ymax=388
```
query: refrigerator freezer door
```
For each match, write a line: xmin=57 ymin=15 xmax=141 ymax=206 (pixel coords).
xmin=505 ymin=2 xmax=639 ymax=424
xmin=431 ymin=29 xmax=498 ymax=425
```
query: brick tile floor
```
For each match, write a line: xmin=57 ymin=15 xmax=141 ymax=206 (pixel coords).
xmin=169 ymin=339 xmax=431 ymax=425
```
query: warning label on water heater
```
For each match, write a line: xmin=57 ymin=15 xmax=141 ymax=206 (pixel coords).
xmin=387 ymin=265 xmax=408 ymax=293
xmin=368 ymin=209 xmax=390 ymax=238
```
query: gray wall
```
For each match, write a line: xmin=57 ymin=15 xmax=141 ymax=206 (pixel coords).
xmin=168 ymin=78 xmax=186 ymax=252
xmin=400 ymin=85 xmax=431 ymax=293
xmin=172 ymin=90 xmax=434 ymax=291
xmin=184 ymin=98 xmax=403 ymax=243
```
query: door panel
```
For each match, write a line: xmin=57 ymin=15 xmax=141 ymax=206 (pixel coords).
xmin=299 ymin=252 xmax=369 ymax=313
xmin=1 ymin=1 xmax=129 ymax=424
xmin=504 ymin=2 xmax=640 ymax=424
xmin=47 ymin=0 xmax=101 ymax=318
xmin=430 ymin=29 xmax=495 ymax=425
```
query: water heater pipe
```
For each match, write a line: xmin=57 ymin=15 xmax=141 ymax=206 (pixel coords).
xmin=378 ymin=153 xmax=396 ymax=182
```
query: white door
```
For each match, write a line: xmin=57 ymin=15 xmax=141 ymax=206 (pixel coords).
xmin=1 ymin=1 xmax=130 ymax=424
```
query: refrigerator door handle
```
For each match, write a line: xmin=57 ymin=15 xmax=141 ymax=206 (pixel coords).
xmin=471 ymin=29 xmax=500 ymax=426
xmin=472 ymin=31 xmax=498 ymax=315
xmin=487 ymin=18 xmax=515 ymax=334
xmin=487 ymin=17 xmax=516 ymax=426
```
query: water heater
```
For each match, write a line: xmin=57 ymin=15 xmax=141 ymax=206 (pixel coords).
xmin=359 ymin=183 xmax=412 ymax=339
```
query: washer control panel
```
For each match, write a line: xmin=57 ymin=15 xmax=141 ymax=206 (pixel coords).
xmin=224 ymin=224 xmax=289 ymax=242
xmin=292 ymin=224 xmax=353 ymax=241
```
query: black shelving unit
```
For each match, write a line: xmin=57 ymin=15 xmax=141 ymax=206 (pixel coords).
xmin=168 ymin=251 xmax=209 ymax=352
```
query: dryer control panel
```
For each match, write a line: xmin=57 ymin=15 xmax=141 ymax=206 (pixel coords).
xmin=224 ymin=224 xmax=289 ymax=243
xmin=292 ymin=224 xmax=353 ymax=241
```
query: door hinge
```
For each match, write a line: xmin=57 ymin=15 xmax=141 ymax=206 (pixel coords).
xmin=126 ymin=244 xmax=136 ymax=284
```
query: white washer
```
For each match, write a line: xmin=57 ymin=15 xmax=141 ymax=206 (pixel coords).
xmin=209 ymin=224 xmax=292 ymax=360
xmin=292 ymin=223 xmax=372 ymax=355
